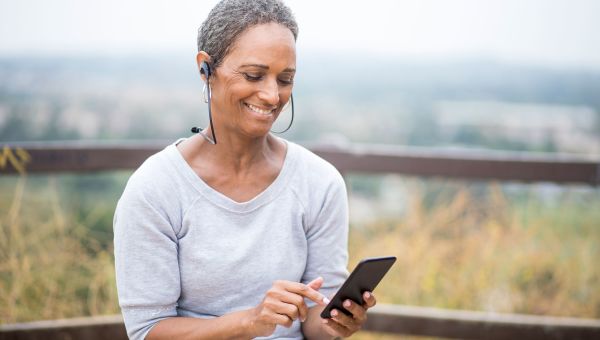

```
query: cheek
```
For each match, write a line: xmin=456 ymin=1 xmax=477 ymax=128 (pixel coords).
xmin=224 ymin=83 xmax=256 ymax=105
xmin=212 ymin=74 xmax=251 ymax=104
xmin=279 ymin=87 xmax=293 ymax=105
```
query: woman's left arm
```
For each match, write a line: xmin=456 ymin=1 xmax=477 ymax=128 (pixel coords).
xmin=299 ymin=163 xmax=378 ymax=338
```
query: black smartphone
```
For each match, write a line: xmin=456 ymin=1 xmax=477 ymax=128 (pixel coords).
xmin=320 ymin=256 xmax=396 ymax=318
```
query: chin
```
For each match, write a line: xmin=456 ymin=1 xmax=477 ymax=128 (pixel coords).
xmin=233 ymin=121 xmax=270 ymax=138
xmin=242 ymin=116 xmax=281 ymax=138
xmin=247 ymin=126 xmax=274 ymax=138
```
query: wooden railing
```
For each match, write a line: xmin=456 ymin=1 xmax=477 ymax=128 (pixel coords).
xmin=1 ymin=140 xmax=600 ymax=340
xmin=2 ymin=305 xmax=600 ymax=340
xmin=2 ymin=141 xmax=599 ymax=185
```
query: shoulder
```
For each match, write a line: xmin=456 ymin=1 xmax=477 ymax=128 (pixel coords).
xmin=117 ymin=143 xmax=188 ymax=216
xmin=286 ymin=142 xmax=347 ymax=214
xmin=123 ymin=146 xmax=175 ymax=197
xmin=115 ymin=144 xmax=188 ymax=233
xmin=286 ymin=142 xmax=348 ymax=233
xmin=288 ymin=141 xmax=345 ymax=188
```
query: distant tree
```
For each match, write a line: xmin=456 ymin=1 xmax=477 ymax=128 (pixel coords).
xmin=38 ymin=103 xmax=80 ymax=141
xmin=406 ymin=106 xmax=440 ymax=146
xmin=0 ymin=109 xmax=29 ymax=141
xmin=454 ymin=126 xmax=486 ymax=146
xmin=539 ymin=135 xmax=558 ymax=153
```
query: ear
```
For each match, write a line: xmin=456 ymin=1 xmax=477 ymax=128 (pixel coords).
xmin=196 ymin=51 xmax=212 ymax=82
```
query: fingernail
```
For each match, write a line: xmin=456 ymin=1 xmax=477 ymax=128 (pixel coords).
xmin=331 ymin=309 xmax=337 ymax=317
xmin=344 ymin=300 xmax=351 ymax=308
xmin=365 ymin=292 xmax=371 ymax=299
xmin=323 ymin=297 xmax=331 ymax=304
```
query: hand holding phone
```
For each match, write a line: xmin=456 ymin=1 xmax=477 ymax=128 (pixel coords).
xmin=320 ymin=256 xmax=396 ymax=318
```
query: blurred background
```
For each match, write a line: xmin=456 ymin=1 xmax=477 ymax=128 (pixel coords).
xmin=1 ymin=0 xmax=599 ymax=338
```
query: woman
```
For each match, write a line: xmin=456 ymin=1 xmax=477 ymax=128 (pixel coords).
xmin=113 ymin=0 xmax=376 ymax=339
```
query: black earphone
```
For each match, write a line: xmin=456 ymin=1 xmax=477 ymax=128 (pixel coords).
xmin=191 ymin=61 xmax=217 ymax=143
xmin=200 ymin=61 xmax=212 ymax=78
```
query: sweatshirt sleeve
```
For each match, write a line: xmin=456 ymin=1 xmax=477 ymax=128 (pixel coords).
xmin=113 ymin=173 xmax=181 ymax=340
xmin=301 ymin=169 xmax=349 ymax=305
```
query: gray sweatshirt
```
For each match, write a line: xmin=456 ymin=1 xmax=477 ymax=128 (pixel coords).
xmin=113 ymin=140 xmax=349 ymax=339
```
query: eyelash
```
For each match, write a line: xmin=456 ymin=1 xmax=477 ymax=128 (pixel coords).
xmin=243 ymin=73 xmax=294 ymax=85
xmin=244 ymin=73 xmax=262 ymax=81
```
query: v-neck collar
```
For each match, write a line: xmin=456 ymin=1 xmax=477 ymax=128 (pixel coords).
xmin=165 ymin=137 xmax=297 ymax=214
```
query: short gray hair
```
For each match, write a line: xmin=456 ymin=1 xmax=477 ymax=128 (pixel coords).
xmin=197 ymin=0 xmax=298 ymax=69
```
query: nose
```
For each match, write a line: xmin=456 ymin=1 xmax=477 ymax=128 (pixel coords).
xmin=257 ymin=78 xmax=279 ymax=107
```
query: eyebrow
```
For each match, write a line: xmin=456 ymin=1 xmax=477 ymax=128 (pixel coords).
xmin=239 ymin=63 xmax=296 ymax=73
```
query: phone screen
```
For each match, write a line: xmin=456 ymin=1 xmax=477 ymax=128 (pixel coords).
xmin=320 ymin=256 xmax=396 ymax=318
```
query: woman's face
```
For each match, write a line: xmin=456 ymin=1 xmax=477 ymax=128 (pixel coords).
xmin=208 ymin=22 xmax=296 ymax=139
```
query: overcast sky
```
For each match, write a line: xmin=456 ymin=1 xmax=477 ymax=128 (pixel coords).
xmin=1 ymin=0 xmax=600 ymax=69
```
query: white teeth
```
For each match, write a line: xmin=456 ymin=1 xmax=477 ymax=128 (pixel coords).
xmin=246 ymin=103 xmax=274 ymax=115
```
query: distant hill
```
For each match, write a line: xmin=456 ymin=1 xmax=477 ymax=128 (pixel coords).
xmin=1 ymin=54 xmax=599 ymax=154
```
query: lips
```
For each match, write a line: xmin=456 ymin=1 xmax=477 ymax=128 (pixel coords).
xmin=245 ymin=103 xmax=275 ymax=115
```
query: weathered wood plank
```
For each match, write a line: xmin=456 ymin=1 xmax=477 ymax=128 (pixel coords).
xmin=2 ymin=306 xmax=600 ymax=340
xmin=1 ymin=141 xmax=599 ymax=185
xmin=0 ymin=141 xmax=164 ymax=175
xmin=310 ymin=143 xmax=600 ymax=186
xmin=362 ymin=304 xmax=600 ymax=340
xmin=0 ymin=315 xmax=126 ymax=340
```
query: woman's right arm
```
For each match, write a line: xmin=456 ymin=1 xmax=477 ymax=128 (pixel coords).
xmin=147 ymin=310 xmax=254 ymax=340
xmin=147 ymin=279 xmax=328 ymax=339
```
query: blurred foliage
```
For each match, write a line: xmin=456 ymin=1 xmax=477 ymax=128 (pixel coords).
xmin=0 ymin=173 xmax=128 ymax=323
xmin=348 ymin=179 xmax=600 ymax=319
xmin=1 ymin=172 xmax=598 ymax=335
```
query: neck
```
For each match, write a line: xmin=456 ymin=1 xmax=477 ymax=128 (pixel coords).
xmin=195 ymin=127 xmax=283 ymax=173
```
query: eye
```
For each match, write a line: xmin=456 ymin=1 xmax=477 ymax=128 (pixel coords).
xmin=243 ymin=73 xmax=263 ymax=82
xmin=278 ymin=77 xmax=294 ymax=85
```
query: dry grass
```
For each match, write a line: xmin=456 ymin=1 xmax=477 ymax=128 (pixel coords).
xmin=0 ymin=175 xmax=119 ymax=323
xmin=348 ymin=180 xmax=600 ymax=319
xmin=348 ymin=179 xmax=600 ymax=339
xmin=1 ymin=173 xmax=598 ymax=340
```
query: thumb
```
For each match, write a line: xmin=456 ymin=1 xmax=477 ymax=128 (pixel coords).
xmin=307 ymin=276 xmax=323 ymax=291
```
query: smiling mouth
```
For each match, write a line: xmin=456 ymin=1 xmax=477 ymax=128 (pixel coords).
xmin=245 ymin=103 xmax=276 ymax=115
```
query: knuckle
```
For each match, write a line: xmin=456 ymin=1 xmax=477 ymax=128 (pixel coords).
xmin=276 ymin=315 xmax=287 ymax=326
xmin=260 ymin=310 xmax=270 ymax=320
xmin=264 ymin=300 xmax=276 ymax=310
xmin=293 ymin=295 xmax=304 ymax=306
